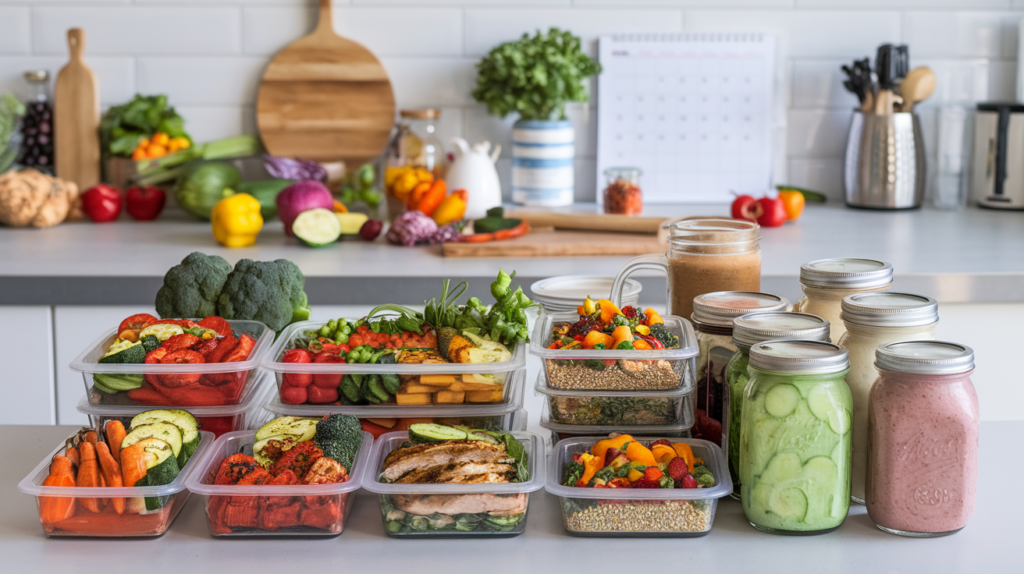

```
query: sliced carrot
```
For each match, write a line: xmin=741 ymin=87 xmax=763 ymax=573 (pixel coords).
xmin=119 ymin=442 xmax=149 ymax=488
xmin=105 ymin=420 xmax=127 ymax=462
xmin=75 ymin=442 xmax=102 ymax=513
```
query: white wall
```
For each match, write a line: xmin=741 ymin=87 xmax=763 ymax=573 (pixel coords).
xmin=1 ymin=1 xmax=1020 ymax=201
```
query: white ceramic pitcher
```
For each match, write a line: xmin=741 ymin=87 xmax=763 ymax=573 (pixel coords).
xmin=447 ymin=138 xmax=502 ymax=219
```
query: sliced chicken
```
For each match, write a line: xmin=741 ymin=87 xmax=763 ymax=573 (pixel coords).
xmin=393 ymin=461 xmax=517 ymax=484
xmin=391 ymin=493 xmax=527 ymax=516
xmin=381 ymin=441 xmax=509 ymax=482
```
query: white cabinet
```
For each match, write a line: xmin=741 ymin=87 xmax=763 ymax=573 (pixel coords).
xmin=0 ymin=306 xmax=55 ymax=424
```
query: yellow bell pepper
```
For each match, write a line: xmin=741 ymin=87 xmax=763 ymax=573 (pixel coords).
xmin=433 ymin=191 xmax=467 ymax=226
xmin=582 ymin=296 xmax=597 ymax=316
xmin=579 ymin=452 xmax=603 ymax=486
xmin=211 ymin=193 xmax=263 ymax=248
xmin=598 ymin=299 xmax=622 ymax=323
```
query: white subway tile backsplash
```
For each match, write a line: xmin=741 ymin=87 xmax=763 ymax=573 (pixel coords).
xmin=353 ymin=0 xmax=568 ymax=5
xmin=787 ymin=110 xmax=852 ymax=158
xmin=792 ymin=60 xmax=861 ymax=110
xmin=914 ymin=59 xmax=992 ymax=104
xmin=174 ymin=106 xmax=246 ymax=144
xmin=380 ymin=57 xmax=477 ymax=107
xmin=0 ymin=8 xmax=30 ymax=55
xmin=137 ymin=57 xmax=265 ymax=106
xmin=32 ymin=7 xmax=242 ymax=56
xmin=0 ymin=57 xmax=135 ymax=106
xmin=243 ymin=7 xmax=316 ymax=56
xmin=787 ymin=158 xmax=844 ymax=200
xmin=987 ymin=60 xmax=1018 ymax=100
xmin=799 ymin=1 xmax=1010 ymax=7
xmin=464 ymin=9 xmax=684 ymax=57
xmin=904 ymin=12 xmax=1005 ymax=59
xmin=463 ymin=103 xmax=595 ymax=160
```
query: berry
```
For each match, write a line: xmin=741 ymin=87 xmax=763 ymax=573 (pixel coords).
xmin=643 ymin=467 xmax=664 ymax=481
xmin=567 ymin=317 xmax=599 ymax=338
xmin=649 ymin=439 xmax=672 ymax=448
xmin=622 ymin=306 xmax=637 ymax=318
xmin=680 ymin=473 xmax=699 ymax=489
xmin=633 ymin=478 xmax=660 ymax=489
xmin=667 ymin=457 xmax=689 ymax=483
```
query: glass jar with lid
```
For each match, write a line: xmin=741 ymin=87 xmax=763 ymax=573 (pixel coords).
xmin=690 ymin=291 xmax=788 ymax=450
xmin=18 ymin=70 xmax=54 ymax=172
xmin=839 ymin=292 xmax=938 ymax=505
xmin=792 ymin=258 xmax=893 ymax=343
xmin=725 ymin=312 xmax=831 ymax=498
xmin=867 ymin=341 xmax=978 ymax=537
xmin=602 ymin=167 xmax=642 ymax=215
xmin=384 ymin=109 xmax=448 ymax=218
xmin=739 ymin=340 xmax=852 ymax=535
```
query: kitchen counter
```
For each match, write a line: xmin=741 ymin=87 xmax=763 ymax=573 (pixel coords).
xmin=2 ymin=422 xmax=1017 ymax=572
xmin=1 ymin=203 xmax=1023 ymax=305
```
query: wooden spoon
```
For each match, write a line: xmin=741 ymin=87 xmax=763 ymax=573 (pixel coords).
xmin=900 ymin=67 xmax=936 ymax=113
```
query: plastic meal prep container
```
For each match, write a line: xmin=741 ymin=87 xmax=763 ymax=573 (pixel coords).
xmin=530 ymin=313 xmax=698 ymax=391
xmin=546 ymin=437 xmax=732 ymax=537
xmin=186 ymin=430 xmax=373 ymax=537
xmin=70 ymin=319 xmax=274 ymax=407
xmin=77 ymin=373 xmax=273 ymax=438
xmin=18 ymin=431 xmax=214 ymax=537
xmin=362 ymin=430 xmax=545 ymax=538
xmin=540 ymin=403 xmax=693 ymax=442
xmin=263 ymin=320 xmax=527 ymax=407
xmin=536 ymin=373 xmax=695 ymax=427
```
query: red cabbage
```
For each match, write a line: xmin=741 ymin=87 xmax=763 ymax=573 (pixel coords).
xmin=276 ymin=180 xmax=334 ymax=236
xmin=263 ymin=155 xmax=327 ymax=182
xmin=386 ymin=211 xmax=463 ymax=246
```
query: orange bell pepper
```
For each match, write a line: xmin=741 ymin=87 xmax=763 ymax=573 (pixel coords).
xmin=651 ymin=444 xmax=676 ymax=464
xmin=611 ymin=325 xmax=633 ymax=348
xmin=415 ymin=180 xmax=447 ymax=216
xmin=591 ymin=434 xmax=633 ymax=462
xmin=672 ymin=442 xmax=696 ymax=470
xmin=624 ymin=441 xmax=657 ymax=466
xmin=583 ymin=330 xmax=614 ymax=349
xmin=633 ymin=339 xmax=653 ymax=350
xmin=778 ymin=189 xmax=805 ymax=220
xmin=598 ymin=299 xmax=622 ymax=323
xmin=408 ymin=181 xmax=432 ymax=207
xmin=579 ymin=452 xmax=603 ymax=486
xmin=644 ymin=308 xmax=664 ymax=326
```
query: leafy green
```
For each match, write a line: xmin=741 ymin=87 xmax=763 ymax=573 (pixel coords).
xmin=423 ymin=279 xmax=468 ymax=330
xmin=472 ymin=28 xmax=602 ymax=121
xmin=99 ymin=94 xmax=190 ymax=158
xmin=0 ymin=92 xmax=24 ymax=172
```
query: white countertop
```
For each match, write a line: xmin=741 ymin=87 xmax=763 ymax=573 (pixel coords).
xmin=1 ymin=422 xmax=1016 ymax=573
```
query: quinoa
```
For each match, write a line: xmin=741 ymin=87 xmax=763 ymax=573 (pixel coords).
xmin=562 ymin=499 xmax=713 ymax=533
xmin=545 ymin=358 xmax=684 ymax=390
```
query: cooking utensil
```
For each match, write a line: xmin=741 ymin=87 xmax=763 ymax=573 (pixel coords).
xmin=899 ymin=67 xmax=936 ymax=113
xmin=844 ymin=111 xmax=924 ymax=209
xmin=54 ymin=28 xmax=100 ymax=190
xmin=256 ymin=0 xmax=395 ymax=164
xmin=841 ymin=58 xmax=873 ymax=105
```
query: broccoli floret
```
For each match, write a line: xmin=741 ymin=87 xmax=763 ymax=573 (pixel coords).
xmin=650 ymin=323 xmax=680 ymax=349
xmin=693 ymin=463 xmax=715 ymax=488
xmin=314 ymin=414 xmax=363 ymax=471
xmin=216 ymin=258 xmax=311 ymax=331
xmin=155 ymin=252 xmax=232 ymax=319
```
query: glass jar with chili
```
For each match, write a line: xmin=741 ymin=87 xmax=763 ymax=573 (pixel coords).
xmin=602 ymin=167 xmax=643 ymax=215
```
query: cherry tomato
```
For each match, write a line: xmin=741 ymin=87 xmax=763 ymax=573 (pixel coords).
xmin=118 ymin=313 xmax=157 ymax=335
xmin=280 ymin=385 xmax=308 ymax=405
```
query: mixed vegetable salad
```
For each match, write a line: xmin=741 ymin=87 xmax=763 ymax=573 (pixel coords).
xmin=546 ymin=297 xmax=676 ymax=351
xmin=562 ymin=434 xmax=714 ymax=490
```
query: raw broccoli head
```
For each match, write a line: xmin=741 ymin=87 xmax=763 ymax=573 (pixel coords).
xmin=155 ymin=252 xmax=233 ymax=319
xmin=314 ymin=414 xmax=363 ymax=471
xmin=216 ymin=258 xmax=311 ymax=332
xmin=650 ymin=323 xmax=680 ymax=349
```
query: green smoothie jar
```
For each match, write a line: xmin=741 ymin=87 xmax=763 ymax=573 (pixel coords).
xmin=726 ymin=313 xmax=831 ymax=499
xmin=739 ymin=340 xmax=852 ymax=535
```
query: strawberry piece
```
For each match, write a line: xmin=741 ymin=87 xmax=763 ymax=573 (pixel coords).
xmin=667 ymin=457 xmax=689 ymax=483
xmin=681 ymin=473 xmax=699 ymax=489
xmin=643 ymin=466 xmax=664 ymax=481
xmin=649 ymin=439 xmax=672 ymax=448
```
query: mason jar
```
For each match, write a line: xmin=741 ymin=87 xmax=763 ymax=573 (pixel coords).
xmin=792 ymin=258 xmax=893 ymax=343
xmin=867 ymin=341 xmax=979 ymax=537
xmin=690 ymin=291 xmax=788 ymax=450
xmin=739 ymin=340 xmax=852 ymax=535
xmin=839 ymin=292 xmax=938 ymax=504
xmin=726 ymin=312 xmax=831 ymax=498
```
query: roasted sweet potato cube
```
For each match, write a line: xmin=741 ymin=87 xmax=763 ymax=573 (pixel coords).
xmin=434 ymin=390 xmax=466 ymax=404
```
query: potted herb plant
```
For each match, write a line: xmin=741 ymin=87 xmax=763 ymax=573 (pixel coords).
xmin=473 ymin=28 xmax=601 ymax=206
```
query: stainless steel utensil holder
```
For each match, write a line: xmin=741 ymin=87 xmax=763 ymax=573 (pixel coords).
xmin=844 ymin=111 xmax=925 ymax=209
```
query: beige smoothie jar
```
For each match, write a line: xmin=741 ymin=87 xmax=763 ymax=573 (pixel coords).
xmin=867 ymin=341 xmax=979 ymax=537
xmin=839 ymin=292 xmax=938 ymax=504
xmin=793 ymin=258 xmax=893 ymax=343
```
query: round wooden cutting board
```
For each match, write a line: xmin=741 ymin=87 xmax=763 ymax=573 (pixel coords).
xmin=256 ymin=0 xmax=395 ymax=164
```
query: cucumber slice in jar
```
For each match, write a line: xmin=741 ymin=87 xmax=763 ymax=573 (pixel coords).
xmin=764 ymin=384 xmax=800 ymax=419
xmin=293 ymin=208 xmax=342 ymax=247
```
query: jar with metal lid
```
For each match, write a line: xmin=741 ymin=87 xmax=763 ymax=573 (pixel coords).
xmin=839 ymin=292 xmax=939 ymax=505
xmin=739 ymin=340 xmax=852 ymax=534
xmin=384 ymin=109 xmax=448 ymax=218
xmin=725 ymin=312 xmax=831 ymax=498
xmin=793 ymin=258 xmax=893 ymax=343
xmin=691 ymin=292 xmax=788 ymax=449
xmin=602 ymin=167 xmax=643 ymax=215
xmin=867 ymin=341 xmax=978 ymax=537
xmin=18 ymin=70 xmax=54 ymax=172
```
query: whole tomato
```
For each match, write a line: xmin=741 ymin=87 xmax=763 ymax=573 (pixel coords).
xmin=756 ymin=197 xmax=788 ymax=227
xmin=730 ymin=194 xmax=759 ymax=221
xmin=126 ymin=185 xmax=166 ymax=221
xmin=80 ymin=184 xmax=122 ymax=223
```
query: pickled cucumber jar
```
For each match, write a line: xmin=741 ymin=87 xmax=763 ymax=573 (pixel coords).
xmin=839 ymin=292 xmax=938 ymax=505
xmin=739 ymin=340 xmax=852 ymax=535
xmin=793 ymin=259 xmax=893 ymax=343
xmin=691 ymin=292 xmax=788 ymax=450
xmin=726 ymin=312 xmax=831 ymax=499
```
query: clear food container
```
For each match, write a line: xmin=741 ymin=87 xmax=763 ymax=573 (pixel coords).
xmin=530 ymin=313 xmax=698 ymax=391
xmin=18 ymin=431 xmax=214 ymax=537
xmin=362 ymin=430 xmax=545 ymax=538
xmin=70 ymin=319 xmax=274 ymax=407
xmin=540 ymin=403 xmax=693 ymax=443
xmin=186 ymin=430 xmax=373 ymax=537
xmin=536 ymin=373 xmax=694 ymax=427
xmin=263 ymin=320 xmax=527 ymax=407
xmin=77 ymin=374 xmax=273 ymax=438
xmin=546 ymin=436 xmax=732 ymax=537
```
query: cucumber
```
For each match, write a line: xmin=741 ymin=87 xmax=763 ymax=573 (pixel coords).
xmin=293 ymin=208 xmax=342 ymax=247
xmin=473 ymin=217 xmax=520 ymax=234
xmin=381 ymin=373 xmax=401 ymax=394
xmin=467 ymin=431 xmax=499 ymax=444
xmin=122 ymin=423 xmax=184 ymax=462
xmin=99 ymin=341 xmax=146 ymax=364
xmin=764 ymin=384 xmax=800 ymax=419
xmin=130 ymin=409 xmax=200 ymax=467
xmin=366 ymin=375 xmax=390 ymax=403
xmin=254 ymin=416 xmax=319 ymax=442
xmin=408 ymin=423 xmax=469 ymax=443
xmin=92 ymin=378 xmax=119 ymax=394
xmin=140 ymin=323 xmax=184 ymax=341
xmin=378 ymin=353 xmax=396 ymax=365
xmin=130 ymin=438 xmax=180 ymax=511
xmin=93 ymin=373 xmax=144 ymax=392
xmin=340 ymin=375 xmax=363 ymax=404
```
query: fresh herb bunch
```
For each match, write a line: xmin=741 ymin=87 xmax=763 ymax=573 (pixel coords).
xmin=99 ymin=94 xmax=190 ymax=158
xmin=364 ymin=304 xmax=425 ymax=335
xmin=0 ymin=93 xmax=25 ymax=173
xmin=423 ymin=279 xmax=468 ymax=331
xmin=472 ymin=28 xmax=602 ymax=121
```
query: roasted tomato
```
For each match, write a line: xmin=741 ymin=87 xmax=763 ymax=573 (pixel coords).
xmin=153 ymin=318 xmax=197 ymax=329
xmin=214 ymin=454 xmax=263 ymax=485
xmin=303 ymin=457 xmax=348 ymax=485
xmin=197 ymin=316 xmax=233 ymax=337
xmin=204 ymin=335 xmax=238 ymax=364
xmin=268 ymin=469 xmax=300 ymax=485
xmin=161 ymin=333 xmax=201 ymax=353
xmin=220 ymin=333 xmax=256 ymax=363
xmin=118 ymin=313 xmax=157 ymax=336
xmin=271 ymin=441 xmax=323 ymax=478
xmin=158 ymin=349 xmax=205 ymax=387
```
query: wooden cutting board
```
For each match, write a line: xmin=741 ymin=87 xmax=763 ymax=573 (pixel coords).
xmin=256 ymin=0 xmax=395 ymax=164
xmin=507 ymin=211 xmax=672 ymax=241
xmin=443 ymin=228 xmax=667 ymax=258
xmin=54 ymin=28 xmax=100 ymax=190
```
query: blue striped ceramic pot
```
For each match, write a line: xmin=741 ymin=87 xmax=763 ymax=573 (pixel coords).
xmin=512 ymin=119 xmax=574 ymax=206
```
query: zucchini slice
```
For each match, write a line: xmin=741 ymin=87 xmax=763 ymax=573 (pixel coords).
xmin=99 ymin=341 xmax=146 ymax=364
xmin=253 ymin=434 xmax=304 ymax=469
xmin=254 ymin=416 xmax=319 ymax=442
xmin=131 ymin=410 xmax=200 ymax=467
xmin=122 ymin=423 xmax=184 ymax=463
xmin=139 ymin=323 xmax=184 ymax=342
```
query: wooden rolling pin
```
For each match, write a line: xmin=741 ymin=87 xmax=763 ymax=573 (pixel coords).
xmin=506 ymin=211 xmax=670 ymax=240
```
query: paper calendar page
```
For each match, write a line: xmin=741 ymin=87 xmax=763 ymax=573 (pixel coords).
xmin=597 ymin=34 xmax=776 ymax=204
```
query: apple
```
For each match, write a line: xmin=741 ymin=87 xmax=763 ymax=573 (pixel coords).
xmin=756 ymin=196 xmax=787 ymax=227
xmin=731 ymin=194 xmax=760 ymax=221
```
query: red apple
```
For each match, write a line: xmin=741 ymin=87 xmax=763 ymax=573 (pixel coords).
xmin=731 ymin=194 xmax=760 ymax=221
xmin=756 ymin=197 xmax=787 ymax=227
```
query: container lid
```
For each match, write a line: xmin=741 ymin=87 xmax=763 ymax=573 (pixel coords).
xmin=875 ymin=341 xmax=974 ymax=375
xmin=732 ymin=312 xmax=831 ymax=348
xmin=531 ymin=275 xmax=642 ymax=303
xmin=691 ymin=291 xmax=789 ymax=328
xmin=749 ymin=340 xmax=849 ymax=374
xmin=539 ymin=401 xmax=694 ymax=434
xmin=841 ymin=292 xmax=938 ymax=327
xmin=799 ymin=258 xmax=893 ymax=289
xmin=76 ymin=371 xmax=273 ymax=418
xmin=361 ymin=431 xmax=545 ymax=495
xmin=544 ymin=436 xmax=732 ymax=501
xmin=530 ymin=312 xmax=699 ymax=361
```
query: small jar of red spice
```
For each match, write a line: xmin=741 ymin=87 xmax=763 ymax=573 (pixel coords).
xmin=602 ymin=167 xmax=643 ymax=215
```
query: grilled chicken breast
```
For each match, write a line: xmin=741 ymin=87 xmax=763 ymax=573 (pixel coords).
xmin=393 ymin=461 xmax=516 ymax=484
xmin=391 ymin=493 xmax=527 ymax=517
xmin=381 ymin=441 xmax=510 ymax=483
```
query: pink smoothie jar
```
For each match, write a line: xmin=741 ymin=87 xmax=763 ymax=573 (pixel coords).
xmin=867 ymin=341 xmax=979 ymax=537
